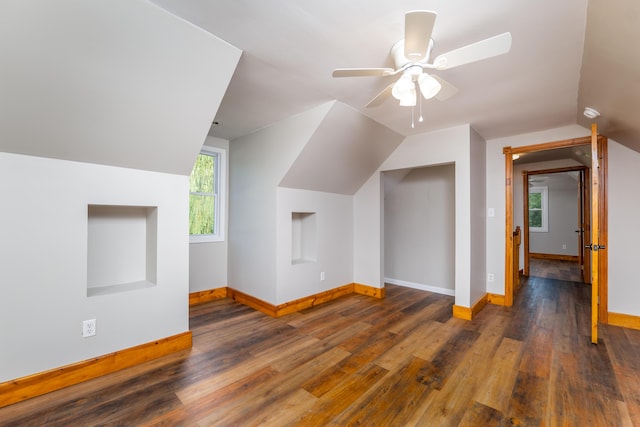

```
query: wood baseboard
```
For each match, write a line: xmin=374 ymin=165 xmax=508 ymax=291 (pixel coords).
xmin=608 ymin=312 xmax=640 ymax=331
xmin=487 ymin=293 xmax=505 ymax=306
xmin=452 ymin=294 xmax=488 ymax=320
xmin=354 ymin=283 xmax=385 ymax=299
xmin=227 ymin=288 xmax=278 ymax=317
xmin=227 ymin=283 xmax=385 ymax=318
xmin=189 ymin=287 xmax=228 ymax=306
xmin=276 ymin=284 xmax=355 ymax=317
xmin=0 ymin=331 xmax=192 ymax=409
xmin=530 ymin=253 xmax=579 ymax=262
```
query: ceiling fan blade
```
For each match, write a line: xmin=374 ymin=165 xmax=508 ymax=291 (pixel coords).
xmin=404 ymin=10 xmax=437 ymax=60
xmin=433 ymin=32 xmax=512 ymax=70
xmin=365 ymin=83 xmax=394 ymax=108
xmin=432 ymin=75 xmax=458 ymax=101
xmin=332 ymin=68 xmax=395 ymax=78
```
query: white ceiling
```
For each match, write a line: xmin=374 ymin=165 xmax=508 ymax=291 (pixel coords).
xmin=0 ymin=0 xmax=240 ymax=175
xmin=514 ymin=145 xmax=591 ymax=167
xmin=150 ymin=0 xmax=640 ymax=153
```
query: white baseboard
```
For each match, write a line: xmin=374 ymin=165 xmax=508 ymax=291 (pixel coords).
xmin=384 ymin=278 xmax=455 ymax=297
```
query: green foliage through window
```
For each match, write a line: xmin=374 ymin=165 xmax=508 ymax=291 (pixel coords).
xmin=528 ymin=192 xmax=542 ymax=228
xmin=189 ymin=153 xmax=218 ymax=235
xmin=529 ymin=209 xmax=542 ymax=228
xmin=529 ymin=192 xmax=541 ymax=209
xmin=528 ymin=186 xmax=547 ymax=232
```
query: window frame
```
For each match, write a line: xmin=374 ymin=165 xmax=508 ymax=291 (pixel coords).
xmin=189 ymin=146 xmax=226 ymax=243
xmin=528 ymin=186 xmax=548 ymax=233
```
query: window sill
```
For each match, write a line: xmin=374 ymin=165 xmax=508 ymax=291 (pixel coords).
xmin=190 ymin=235 xmax=224 ymax=244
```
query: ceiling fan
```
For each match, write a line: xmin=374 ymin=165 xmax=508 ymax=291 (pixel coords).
xmin=332 ymin=10 xmax=512 ymax=110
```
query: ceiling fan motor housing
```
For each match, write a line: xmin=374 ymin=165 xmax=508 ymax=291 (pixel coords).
xmin=391 ymin=38 xmax=434 ymax=70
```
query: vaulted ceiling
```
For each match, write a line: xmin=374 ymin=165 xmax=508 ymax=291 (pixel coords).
xmin=150 ymin=0 xmax=640 ymax=154
xmin=0 ymin=0 xmax=240 ymax=175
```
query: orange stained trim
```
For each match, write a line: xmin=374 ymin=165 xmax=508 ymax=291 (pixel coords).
xmin=0 ymin=331 xmax=192 ymax=408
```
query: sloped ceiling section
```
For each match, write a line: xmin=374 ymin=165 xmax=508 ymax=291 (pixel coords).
xmin=577 ymin=0 xmax=640 ymax=152
xmin=279 ymin=102 xmax=404 ymax=195
xmin=0 ymin=0 xmax=241 ymax=175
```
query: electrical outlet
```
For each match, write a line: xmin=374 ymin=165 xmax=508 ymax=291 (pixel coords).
xmin=320 ymin=271 xmax=325 ymax=281
xmin=488 ymin=273 xmax=495 ymax=282
xmin=82 ymin=319 xmax=96 ymax=337
xmin=562 ymin=244 xmax=567 ymax=250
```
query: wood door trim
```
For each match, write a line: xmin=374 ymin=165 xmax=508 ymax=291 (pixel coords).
xmin=504 ymin=135 xmax=607 ymax=310
xmin=504 ymin=147 xmax=514 ymax=307
xmin=583 ymin=169 xmax=592 ymax=283
xmin=591 ymin=124 xmax=600 ymax=343
xmin=510 ymin=136 xmax=593 ymax=154
xmin=523 ymin=171 xmax=530 ymax=276
xmin=598 ymin=137 xmax=609 ymax=323
xmin=526 ymin=166 xmax=589 ymax=175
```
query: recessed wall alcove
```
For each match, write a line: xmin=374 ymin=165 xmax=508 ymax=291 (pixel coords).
xmin=291 ymin=212 xmax=317 ymax=264
xmin=87 ymin=204 xmax=158 ymax=296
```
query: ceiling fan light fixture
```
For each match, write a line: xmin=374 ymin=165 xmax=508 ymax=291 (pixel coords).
xmin=332 ymin=11 xmax=511 ymax=115
xmin=391 ymin=74 xmax=414 ymax=101
xmin=417 ymin=73 xmax=442 ymax=99
xmin=398 ymin=85 xmax=417 ymax=106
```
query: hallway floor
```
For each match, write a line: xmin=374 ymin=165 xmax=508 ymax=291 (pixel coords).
xmin=528 ymin=257 xmax=583 ymax=283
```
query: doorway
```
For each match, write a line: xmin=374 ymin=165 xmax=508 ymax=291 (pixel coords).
xmin=382 ymin=164 xmax=456 ymax=296
xmin=503 ymin=135 xmax=608 ymax=326
xmin=521 ymin=165 xmax=589 ymax=284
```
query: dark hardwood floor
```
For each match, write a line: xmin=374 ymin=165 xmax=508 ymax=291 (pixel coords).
xmin=529 ymin=257 xmax=583 ymax=283
xmin=2 ymin=278 xmax=639 ymax=426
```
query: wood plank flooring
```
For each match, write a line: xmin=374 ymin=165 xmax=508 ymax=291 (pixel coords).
xmin=529 ymin=258 xmax=583 ymax=283
xmin=2 ymin=278 xmax=640 ymax=426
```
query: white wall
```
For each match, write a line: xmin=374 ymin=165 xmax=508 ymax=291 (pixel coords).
xmin=189 ymin=137 xmax=229 ymax=292
xmin=354 ymin=124 xmax=484 ymax=308
xmin=0 ymin=153 xmax=189 ymax=382
xmin=469 ymin=128 xmax=487 ymax=305
xmin=276 ymin=188 xmax=353 ymax=304
xmin=229 ymin=103 xmax=333 ymax=303
xmin=485 ymin=124 xmax=591 ymax=295
xmin=529 ymin=175 xmax=579 ymax=255
xmin=608 ymin=142 xmax=640 ymax=316
xmin=383 ymin=165 xmax=456 ymax=295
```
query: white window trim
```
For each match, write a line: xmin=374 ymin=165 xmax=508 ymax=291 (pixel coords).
xmin=529 ymin=186 xmax=548 ymax=233
xmin=190 ymin=145 xmax=226 ymax=244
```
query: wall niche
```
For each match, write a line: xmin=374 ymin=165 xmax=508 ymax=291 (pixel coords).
xmin=87 ymin=205 xmax=158 ymax=296
xmin=291 ymin=212 xmax=317 ymax=264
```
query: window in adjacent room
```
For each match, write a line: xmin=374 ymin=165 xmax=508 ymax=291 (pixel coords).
xmin=528 ymin=186 xmax=548 ymax=232
xmin=189 ymin=146 xmax=225 ymax=243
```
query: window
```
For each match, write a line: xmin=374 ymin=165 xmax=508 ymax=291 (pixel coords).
xmin=189 ymin=146 xmax=225 ymax=243
xmin=528 ymin=186 xmax=548 ymax=232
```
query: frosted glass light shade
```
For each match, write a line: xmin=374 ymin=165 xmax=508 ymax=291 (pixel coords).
xmin=399 ymin=86 xmax=417 ymax=106
xmin=418 ymin=73 xmax=442 ymax=99
xmin=392 ymin=74 xmax=414 ymax=100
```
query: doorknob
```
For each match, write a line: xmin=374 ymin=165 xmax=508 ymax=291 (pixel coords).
xmin=585 ymin=244 xmax=606 ymax=251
